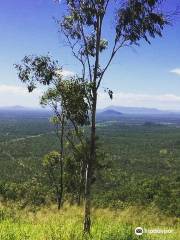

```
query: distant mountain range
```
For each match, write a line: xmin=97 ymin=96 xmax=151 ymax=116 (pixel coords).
xmin=0 ymin=106 xmax=45 ymax=111
xmin=2 ymin=105 xmax=180 ymax=124
xmin=0 ymin=105 xmax=180 ymax=116
xmin=98 ymin=106 xmax=175 ymax=115
xmin=98 ymin=109 xmax=123 ymax=116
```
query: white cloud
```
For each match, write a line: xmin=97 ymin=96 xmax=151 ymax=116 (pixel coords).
xmin=0 ymin=84 xmax=41 ymax=96
xmin=0 ymin=85 xmax=27 ymax=95
xmin=1 ymin=84 xmax=180 ymax=111
xmin=170 ymin=68 xmax=180 ymax=76
xmin=0 ymin=84 xmax=42 ymax=107
xmin=62 ymin=70 xmax=75 ymax=77
xmin=98 ymin=92 xmax=180 ymax=110
xmin=56 ymin=69 xmax=75 ymax=77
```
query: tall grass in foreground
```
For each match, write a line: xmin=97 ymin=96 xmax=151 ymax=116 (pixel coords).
xmin=0 ymin=205 xmax=179 ymax=240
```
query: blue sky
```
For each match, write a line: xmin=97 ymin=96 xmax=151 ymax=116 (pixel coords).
xmin=0 ymin=0 xmax=180 ymax=110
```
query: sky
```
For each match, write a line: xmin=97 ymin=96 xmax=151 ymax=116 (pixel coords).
xmin=0 ymin=0 xmax=180 ymax=110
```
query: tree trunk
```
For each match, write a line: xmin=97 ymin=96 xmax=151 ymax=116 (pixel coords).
xmin=59 ymin=153 xmax=63 ymax=208
xmin=83 ymin=14 xmax=101 ymax=234
xmin=84 ymin=90 xmax=97 ymax=233
xmin=57 ymin=192 xmax=62 ymax=210
xmin=59 ymin=114 xmax=65 ymax=209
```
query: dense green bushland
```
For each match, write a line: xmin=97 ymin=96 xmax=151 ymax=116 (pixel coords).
xmin=0 ymin=117 xmax=179 ymax=217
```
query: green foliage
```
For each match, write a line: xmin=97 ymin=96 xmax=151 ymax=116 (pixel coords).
xmin=43 ymin=151 xmax=61 ymax=168
xmin=63 ymin=141 xmax=89 ymax=204
xmin=42 ymin=151 xmax=63 ymax=207
xmin=55 ymin=78 xmax=90 ymax=126
xmin=39 ymin=76 xmax=91 ymax=126
xmin=116 ymin=0 xmax=168 ymax=45
xmin=15 ymin=54 xmax=60 ymax=92
xmin=60 ymin=0 xmax=168 ymax=85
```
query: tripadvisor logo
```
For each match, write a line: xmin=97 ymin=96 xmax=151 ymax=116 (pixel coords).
xmin=135 ymin=227 xmax=143 ymax=236
xmin=135 ymin=227 xmax=174 ymax=236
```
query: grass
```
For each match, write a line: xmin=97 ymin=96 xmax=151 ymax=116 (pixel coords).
xmin=0 ymin=204 xmax=179 ymax=240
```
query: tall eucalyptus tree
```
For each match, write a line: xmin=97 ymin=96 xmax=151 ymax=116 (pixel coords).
xmin=16 ymin=0 xmax=168 ymax=233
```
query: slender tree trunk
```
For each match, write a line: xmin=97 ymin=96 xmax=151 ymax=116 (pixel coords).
xmin=84 ymin=14 xmax=102 ymax=234
xmin=59 ymin=151 xmax=63 ymax=209
xmin=77 ymin=173 xmax=82 ymax=206
xmin=84 ymin=90 xmax=97 ymax=233
xmin=57 ymin=191 xmax=61 ymax=210
xmin=57 ymin=114 xmax=65 ymax=210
